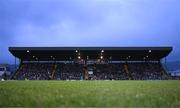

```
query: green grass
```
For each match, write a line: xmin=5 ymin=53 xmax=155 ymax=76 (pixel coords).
xmin=0 ymin=80 xmax=180 ymax=107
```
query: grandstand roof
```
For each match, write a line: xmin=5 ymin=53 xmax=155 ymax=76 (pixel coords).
xmin=9 ymin=47 xmax=172 ymax=61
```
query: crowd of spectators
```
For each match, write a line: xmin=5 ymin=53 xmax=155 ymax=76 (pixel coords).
xmin=54 ymin=63 xmax=83 ymax=80
xmin=128 ymin=63 xmax=164 ymax=80
xmin=14 ymin=62 xmax=166 ymax=80
xmin=15 ymin=63 xmax=53 ymax=80
xmin=92 ymin=64 xmax=129 ymax=80
xmin=54 ymin=63 xmax=129 ymax=80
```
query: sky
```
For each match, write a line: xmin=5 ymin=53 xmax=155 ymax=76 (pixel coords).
xmin=0 ymin=0 xmax=180 ymax=64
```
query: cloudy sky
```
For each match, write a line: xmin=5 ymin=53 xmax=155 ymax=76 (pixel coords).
xmin=0 ymin=0 xmax=180 ymax=64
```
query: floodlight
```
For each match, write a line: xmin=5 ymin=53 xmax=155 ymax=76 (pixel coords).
xmin=100 ymin=56 xmax=103 ymax=59
xmin=78 ymin=56 xmax=81 ymax=59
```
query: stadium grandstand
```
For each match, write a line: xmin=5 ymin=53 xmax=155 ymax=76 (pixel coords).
xmin=9 ymin=47 xmax=172 ymax=80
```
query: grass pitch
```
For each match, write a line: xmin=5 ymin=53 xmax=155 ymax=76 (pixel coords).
xmin=0 ymin=80 xmax=180 ymax=107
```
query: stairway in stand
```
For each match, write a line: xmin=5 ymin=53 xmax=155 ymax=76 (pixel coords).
xmin=124 ymin=64 xmax=132 ymax=80
xmin=11 ymin=64 xmax=22 ymax=80
xmin=51 ymin=64 xmax=57 ymax=80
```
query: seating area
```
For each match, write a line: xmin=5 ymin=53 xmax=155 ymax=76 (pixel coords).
xmin=54 ymin=63 xmax=83 ymax=80
xmin=92 ymin=64 xmax=129 ymax=80
xmin=128 ymin=63 xmax=164 ymax=80
xmin=14 ymin=62 xmax=166 ymax=80
xmin=54 ymin=63 xmax=129 ymax=80
xmin=15 ymin=63 xmax=54 ymax=80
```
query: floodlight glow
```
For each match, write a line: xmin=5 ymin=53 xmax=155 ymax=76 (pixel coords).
xmin=101 ymin=50 xmax=104 ymax=53
xmin=75 ymin=50 xmax=78 ymax=53
xmin=100 ymin=56 xmax=103 ymax=59
xmin=149 ymin=50 xmax=152 ymax=53
xmin=27 ymin=50 xmax=30 ymax=53
xmin=78 ymin=56 xmax=81 ymax=59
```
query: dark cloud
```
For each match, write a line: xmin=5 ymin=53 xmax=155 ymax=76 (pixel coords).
xmin=0 ymin=0 xmax=180 ymax=63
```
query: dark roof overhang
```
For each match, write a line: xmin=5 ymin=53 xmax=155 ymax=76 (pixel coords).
xmin=9 ymin=47 xmax=173 ymax=61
